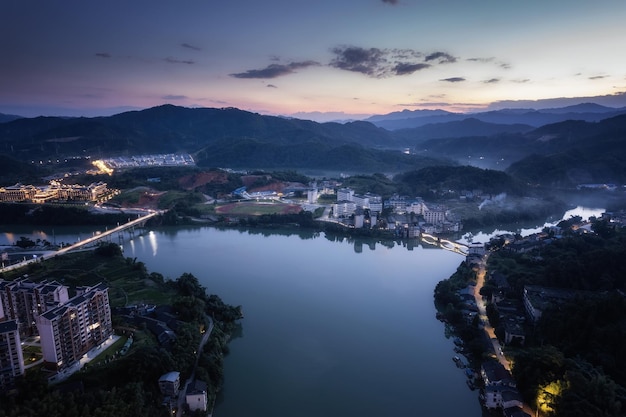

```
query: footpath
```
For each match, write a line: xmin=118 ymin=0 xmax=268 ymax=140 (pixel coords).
xmin=472 ymin=253 xmax=534 ymax=417
xmin=177 ymin=315 xmax=215 ymax=416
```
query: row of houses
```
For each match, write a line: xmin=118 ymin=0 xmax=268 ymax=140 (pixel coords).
xmin=98 ymin=153 xmax=195 ymax=170
xmin=158 ymin=371 xmax=209 ymax=414
xmin=0 ymin=181 xmax=113 ymax=203
xmin=480 ymin=361 xmax=530 ymax=417
xmin=0 ymin=278 xmax=113 ymax=391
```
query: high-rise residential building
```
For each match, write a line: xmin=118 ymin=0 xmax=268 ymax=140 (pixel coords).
xmin=423 ymin=208 xmax=446 ymax=224
xmin=0 ymin=279 xmax=69 ymax=337
xmin=37 ymin=283 xmax=112 ymax=371
xmin=336 ymin=187 xmax=354 ymax=202
xmin=0 ymin=320 xmax=24 ymax=391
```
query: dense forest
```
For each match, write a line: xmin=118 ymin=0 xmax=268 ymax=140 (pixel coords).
xmin=485 ymin=222 xmax=626 ymax=416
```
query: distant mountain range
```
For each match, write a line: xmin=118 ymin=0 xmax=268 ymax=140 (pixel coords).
xmin=0 ymin=113 xmax=22 ymax=123
xmin=365 ymin=103 xmax=626 ymax=130
xmin=1 ymin=103 xmax=626 ymax=186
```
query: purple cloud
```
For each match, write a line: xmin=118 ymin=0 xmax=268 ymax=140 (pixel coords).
xmin=425 ymin=52 xmax=457 ymax=64
xmin=393 ymin=62 xmax=430 ymax=75
xmin=95 ymin=52 xmax=111 ymax=58
xmin=181 ymin=43 xmax=201 ymax=51
xmin=440 ymin=77 xmax=466 ymax=83
xmin=165 ymin=57 xmax=195 ymax=65
xmin=330 ymin=46 xmax=426 ymax=78
xmin=330 ymin=46 xmax=387 ymax=77
xmin=230 ymin=61 xmax=320 ymax=79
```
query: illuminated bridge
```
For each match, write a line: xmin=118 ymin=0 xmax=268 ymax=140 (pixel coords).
xmin=0 ymin=211 xmax=162 ymax=273
xmin=420 ymin=233 xmax=468 ymax=256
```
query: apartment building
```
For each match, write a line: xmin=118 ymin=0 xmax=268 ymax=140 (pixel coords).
xmin=336 ymin=187 xmax=354 ymax=202
xmin=37 ymin=283 xmax=112 ymax=371
xmin=384 ymin=195 xmax=425 ymax=215
xmin=0 ymin=279 xmax=69 ymax=337
xmin=0 ymin=320 xmax=24 ymax=391
xmin=423 ymin=209 xmax=446 ymax=224
xmin=333 ymin=200 xmax=357 ymax=218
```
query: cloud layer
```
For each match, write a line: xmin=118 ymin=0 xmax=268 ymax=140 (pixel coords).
xmin=231 ymin=46 xmax=467 ymax=80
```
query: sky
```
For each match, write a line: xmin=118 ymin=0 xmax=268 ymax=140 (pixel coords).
xmin=2 ymin=0 xmax=626 ymax=121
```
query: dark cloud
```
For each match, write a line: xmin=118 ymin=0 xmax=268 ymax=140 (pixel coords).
xmin=267 ymin=84 xmax=277 ymax=88
xmin=330 ymin=46 xmax=426 ymax=78
xmin=499 ymin=62 xmax=511 ymax=70
xmin=181 ymin=43 xmax=201 ymax=51
xmin=382 ymin=0 xmax=399 ymax=4
xmin=162 ymin=95 xmax=187 ymax=100
xmin=425 ymin=51 xmax=457 ymax=64
xmin=330 ymin=46 xmax=387 ymax=77
xmin=230 ymin=61 xmax=319 ymax=79
xmin=483 ymin=78 xmax=500 ymax=84
xmin=95 ymin=52 xmax=111 ymax=58
xmin=440 ymin=77 xmax=466 ymax=83
xmin=512 ymin=79 xmax=530 ymax=83
xmin=393 ymin=62 xmax=430 ymax=75
xmin=165 ymin=57 xmax=195 ymax=65
xmin=589 ymin=75 xmax=608 ymax=80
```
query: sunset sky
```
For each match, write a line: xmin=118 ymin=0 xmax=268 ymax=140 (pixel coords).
xmin=2 ymin=0 xmax=626 ymax=120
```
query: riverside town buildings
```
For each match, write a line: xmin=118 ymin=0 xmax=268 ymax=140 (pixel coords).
xmin=0 ymin=181 xmax=114 ymax=203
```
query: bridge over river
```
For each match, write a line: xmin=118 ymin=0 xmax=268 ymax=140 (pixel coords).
xmin=420 ymin=232 xmax=469 ymax=256
xmin=0 ymin=211 xmax=161 ymax=273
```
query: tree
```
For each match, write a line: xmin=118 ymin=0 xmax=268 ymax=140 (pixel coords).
xmin=555 ymin=360 xmax=626 ymax=417
xmin=94 ymin=242 xmax=122 ymax=257
xmin=15 ymin=236 xmax=36 ymax=248
xmin=512 ymin=345 xmax=566 ymax=402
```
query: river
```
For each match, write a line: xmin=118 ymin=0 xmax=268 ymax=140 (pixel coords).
xmin=0 ymin=206 xmax=603 ymax=416
xmin=121 ymin=226 xmax=481 ymax=417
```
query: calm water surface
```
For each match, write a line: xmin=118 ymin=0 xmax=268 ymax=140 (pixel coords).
xmin=124 ymin=227 xmax=481 ymax=417
xmin=1 ymin=207 xmax=602 ymax=416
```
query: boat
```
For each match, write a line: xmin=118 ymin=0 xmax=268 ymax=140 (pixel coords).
xmin=453 ymin=355 xmax=466 ymax=368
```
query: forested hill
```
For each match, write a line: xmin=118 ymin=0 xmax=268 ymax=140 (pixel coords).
xmin=0 ymin=105 xmax=449 ymax=173
xmin=0 ymin=104 xmax=394 ymax=158
xmin=2 ymin=104 xmax=626 ymax=178
xmin=400 ymin=113 xmax=626 ymax=186
xmin=506 ymin=114 xmax=626 ymax=186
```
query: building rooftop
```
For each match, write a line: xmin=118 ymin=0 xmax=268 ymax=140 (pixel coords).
xmin=159 ymin=371 xmax=180 ymax=383
xmin=0 ymin=319 xmax=18 ymax=333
